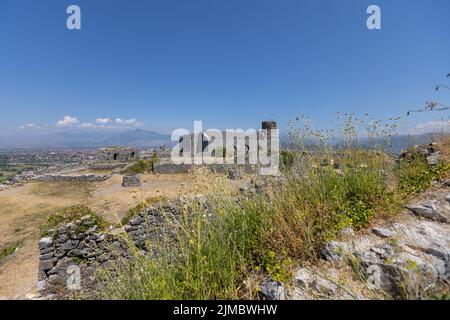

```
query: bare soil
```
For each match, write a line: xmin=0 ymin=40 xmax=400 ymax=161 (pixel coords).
xmin=0 ymin=170 xmax=239 ymax=299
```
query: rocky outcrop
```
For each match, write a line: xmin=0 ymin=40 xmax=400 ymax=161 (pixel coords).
xmin=264 ymin=142 xmax=450 ymax=300
xmin=263 ymin=187 xmax=450 ymax=300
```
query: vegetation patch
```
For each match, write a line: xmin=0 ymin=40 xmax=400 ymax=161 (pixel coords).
xmin=99 ymin=197 xmax=272 ymax=299
xmin=396 ymin=155 xmax=450 ymax=195
xmin=40 ymin=205 xmax=107 ymax=237
xmin=0 ymin=241 xmax=23 ymax=264
xmin=122 ymin=154 xmax=159 ymax=175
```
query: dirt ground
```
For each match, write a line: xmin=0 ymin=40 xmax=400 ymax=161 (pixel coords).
xmin=0 ymin=170 xmax=240 ymax=299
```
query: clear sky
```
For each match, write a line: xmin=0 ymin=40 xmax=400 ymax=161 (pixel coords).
xmin=1 ymin=0 xmax=449 ymax=135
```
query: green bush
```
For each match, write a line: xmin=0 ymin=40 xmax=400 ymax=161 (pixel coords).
xmin=123 ymin=155 xmax=159 ymax=175
xmin=396 ymin=155 xmax=449 ymax=195
xmin=259 ymin=250 xmax=292 ymax=283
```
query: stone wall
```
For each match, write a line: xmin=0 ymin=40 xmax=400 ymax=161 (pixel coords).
xmin=123 ymin=200 xmax=187 ymax=250
xmin=33 ymin=174 xmax=109 ymax=183
xmin=96 ymin=147 xmax=139 ymax=162
xmin=153 ymin=163 xmax=194 ymax=174
xmin=38 ymin=215 xmax=128 ymax=297
xmin=36 ymin=198 xmax=204 ymax=297
xmin=88 ymin=163 xmax=128 ymax=171
xmin=7 ymin=163 xmax=86 ymax=185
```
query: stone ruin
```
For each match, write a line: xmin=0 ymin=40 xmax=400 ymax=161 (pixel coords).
xmin=178 ymin=121 xmax=278 ymax=160
xmin=36 ymin=197 xmax=205 ymax=298
xmin=96 ymin=147 xmax=139 ymax=162
xmin=122 ymin=175 xmax=141 ymax=187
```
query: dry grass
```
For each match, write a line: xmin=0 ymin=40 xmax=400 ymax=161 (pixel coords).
xmin=0 ymin=171 xmax=239 ymax=298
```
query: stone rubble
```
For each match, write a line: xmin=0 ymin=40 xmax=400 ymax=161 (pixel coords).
xmin=122 ymin=174 xmax=141 ymax=187
xmin=37 ymin=215 xmax=129 ymax=297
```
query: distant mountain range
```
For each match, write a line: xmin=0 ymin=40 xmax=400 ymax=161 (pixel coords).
xmin=0 ymin=129 xmax=172 ymax=149
xmin=0 ymin=128 xmax=445 ymax=153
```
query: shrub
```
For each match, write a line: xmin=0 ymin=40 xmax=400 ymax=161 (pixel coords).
xmin=258 ymin=250 xmax=292 ymax=283
xmin=396 ymin=154 xmax=450 ymax=195
xmin=123 ymin=155 xmax=159 ymax=175
xmin=123 ymin=160 xmax=150 ymax=175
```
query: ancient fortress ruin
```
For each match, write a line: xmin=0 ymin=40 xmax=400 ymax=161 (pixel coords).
xmin=96 ymin=147 xmax=140 ymax=162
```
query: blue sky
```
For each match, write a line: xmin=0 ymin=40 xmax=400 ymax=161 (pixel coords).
xmin=0 ymin=0 xmax=449 ymax=135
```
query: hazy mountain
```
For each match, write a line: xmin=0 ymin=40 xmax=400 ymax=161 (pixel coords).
xmin=0 ymin=129 xmax=172 ymax=149
xmin=0 ymin=127 xmax=444 ymax=152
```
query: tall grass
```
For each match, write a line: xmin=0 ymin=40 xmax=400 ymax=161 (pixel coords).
xmin=98 ymin=197 xmax=272 ymax=299
xmin=97 ymin=115 xmax=449 ymax=300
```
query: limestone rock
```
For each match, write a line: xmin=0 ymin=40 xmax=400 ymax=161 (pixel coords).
xmin=313 ymin=277 xmax=337 ymax=296
xmin=321 ymin=241 xmax=351 ymax=263
xmin=445 ymin=193 xmax=450 ymax=204
xmin=39 ymin=259 xmax=56 ymax=271
xmin=293 ymin=268 xmax=314 ymax=289
xmin=406 ymin=202 xmax=448 ymax=222
xmin=372 ymin=227 xmax=394 ymax=238
xmin=39 ymin=237 xmax=54 ymax=250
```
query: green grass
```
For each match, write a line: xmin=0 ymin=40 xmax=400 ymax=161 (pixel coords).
xmin=396 ymin=154 xmax=450 ymax=195
xmin=40 ymin=205 xmax=107 ymax=237
xmin=95 ymin=118 xmax=449 ymax=300
xmin=0 ymin=241 xmax=23 ymax=264
xmin=98 ymin=197 xmax=272 ymax=299
xmin=122 ymin=155 xmax=159 ymax=175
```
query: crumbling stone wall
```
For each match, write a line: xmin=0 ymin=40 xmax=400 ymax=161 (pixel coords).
xmin=88 ymin=163 xmax=128 ymax=171
xmin=96 ymin=147 xmax=139 ymax=162
xmin=36 ymin=198 xmax=198 ymax=297
xmin=38 ymin=215 xmax=128 ymax=297
xmin=8 ymin=163 xmax=86 ymax=184
xmin=33 ymin=174 xmax=109 ymax=183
